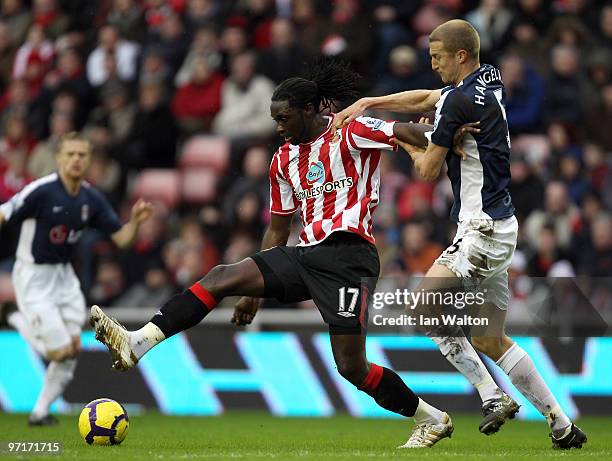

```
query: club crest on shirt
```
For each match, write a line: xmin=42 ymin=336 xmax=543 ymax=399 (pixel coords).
xmin=306 ymin=161 xmax=325 ymax=185
xmin=81 ymin=204 xmax=89 ymax=222
xmin=362 ymin=117 xmax=384 ymax=131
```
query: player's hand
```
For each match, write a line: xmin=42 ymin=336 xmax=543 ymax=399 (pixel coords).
xmin=390 ymin=137 xmax=426 ymax=159
xmin=231 ymin=297 xmax=261 ymax=326
xmin=333 ymin=98 xmax=370 ymax=129
xmin=130 ymin=198 xmax=154 ymax=224
xmin=418 ymin=117 xmax=430 ymax=125
xmin=452 ymin=121 xmax=480 ymax=160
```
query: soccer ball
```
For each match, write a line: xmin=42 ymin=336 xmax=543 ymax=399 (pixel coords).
xmin=78 ymin=398 xmax=129 ymax=445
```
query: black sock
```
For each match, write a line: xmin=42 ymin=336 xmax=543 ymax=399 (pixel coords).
xmin=359 ymin=363 xmax=419 ymax=417
xmin=150 ymin=289 xmax=213 ymax=338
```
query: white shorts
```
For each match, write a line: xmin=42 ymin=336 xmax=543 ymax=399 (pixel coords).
xmin=12 ymin=260 xmax=86 ymax=352
xmin=434 ymin=216 xmax=518 ymax=310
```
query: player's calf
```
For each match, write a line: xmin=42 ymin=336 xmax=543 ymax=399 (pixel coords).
xmin=91 ymin=282 xmax=218 ymax=369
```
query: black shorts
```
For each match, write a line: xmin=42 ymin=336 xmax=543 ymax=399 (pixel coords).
xmin=251 ymin=231 xmax=380 ymax=334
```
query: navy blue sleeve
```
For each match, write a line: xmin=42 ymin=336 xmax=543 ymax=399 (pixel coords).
xmin=89 ymin=189 xmax=122 ymax=237
xmin=0 ymin=182 xmax=44 ymax=224
xmin=430 ymin=90 xmax=474 ymax=149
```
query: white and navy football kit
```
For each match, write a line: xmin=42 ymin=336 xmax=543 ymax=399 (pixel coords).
xmin=426 ymin=65 xmax=518 ymax=309
xmin=0 ymin=173 xmax=122 ymax=351
xmin=253 ymin=115 xmax=397 ymax=333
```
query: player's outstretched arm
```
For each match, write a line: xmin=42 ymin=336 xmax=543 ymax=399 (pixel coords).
xmin=392 ymin=117 xmax=481 ymax=179
xmin=392 ymin=120 xmax=433 ymax=148
xmin=232 ymin=213 xmax=293 ymax=326
xmin=111 ymin=198 xmax=154 ymax=248
xmin=334 ymin=89 xmax=442 ymax=129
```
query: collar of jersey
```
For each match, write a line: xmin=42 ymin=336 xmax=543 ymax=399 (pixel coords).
xmin=289 ymin=114 xmax=335 ymax=147
xmin=457 ymin=64 xmax=491 ymax=87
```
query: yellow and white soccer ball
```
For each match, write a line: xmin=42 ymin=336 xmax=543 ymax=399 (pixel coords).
xmin=78 ymin=398 xmax=129 ymax=445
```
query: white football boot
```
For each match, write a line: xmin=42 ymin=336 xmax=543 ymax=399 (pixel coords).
xmin=398 ymin=413 xmax=454 ymax=448
xmin=90 ymin=305 xmax=138 ymax=371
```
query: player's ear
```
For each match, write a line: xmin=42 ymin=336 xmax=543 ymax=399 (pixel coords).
xmin=303 ymin=102 xmax=316 ymax=117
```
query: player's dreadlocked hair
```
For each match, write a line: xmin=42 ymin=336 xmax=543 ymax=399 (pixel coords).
xmin=271 ymin=58 xmax=361 ymax=113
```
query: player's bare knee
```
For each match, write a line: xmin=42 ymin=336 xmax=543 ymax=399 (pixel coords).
xmin=472 ymin=336 xmax=505 ymax=360
xmin=47 ymin=346 xmax=73 ymax=361
xmin=200 ymin=264 xmax=231 ymax=297
xmin=336 ymin=358 xmax=368 ymax=386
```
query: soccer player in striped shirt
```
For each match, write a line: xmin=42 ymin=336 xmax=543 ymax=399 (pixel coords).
xmin=91 ymin=59 xmax=476 ymax=448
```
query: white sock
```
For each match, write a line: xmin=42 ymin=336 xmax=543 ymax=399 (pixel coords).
xmin=432 ymin=335 xmax=503 ymax=403
xmin=497 ymin=343 xmax=571 ymax=435
xmin=129 ymin=322 xmax=166 ymax=360
xmin=413 ymin=398 xmax=445 ymax=425
xmin=31 ymin=358 xmax=77 ymax=419
xmin=8 ymin=311 xmax=46 ymax=356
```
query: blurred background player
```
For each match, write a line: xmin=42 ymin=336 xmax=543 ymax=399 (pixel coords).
xmin=0 ymin=132 xmax=152 ymax=425
xmin=336 ymin=19 xmax=586 ymax=450
xmin=91 ymin=59 xmax=476 ymax=449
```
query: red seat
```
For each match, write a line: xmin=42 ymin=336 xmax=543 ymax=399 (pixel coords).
xmin=131 ymin=169 xmax=181 ymax=209
xmin=179 ymin=135 xmax=230 ymax=174
xmin=181 ymin=168 xmax=218 ymax=204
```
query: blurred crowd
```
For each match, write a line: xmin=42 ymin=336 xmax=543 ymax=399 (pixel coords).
xmin=0 ymin=0 xmax=611 ymax=311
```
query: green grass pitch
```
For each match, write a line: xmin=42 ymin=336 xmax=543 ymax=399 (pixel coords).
xmin=0 ymin=412 xmax=611 ymax=460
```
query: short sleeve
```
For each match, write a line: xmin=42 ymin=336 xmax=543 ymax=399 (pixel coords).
xmin=0 ymin=182 xmax=43 ymax=224
xmin=347 ymin=117 xmax=398 ymax=151
xmin=269 ymin=153 xmax=298 ymax=215
xmin=429 ymin=90 xmax=473 ymax=149
xmin=89 ymin=189 xmax=122 ymax=236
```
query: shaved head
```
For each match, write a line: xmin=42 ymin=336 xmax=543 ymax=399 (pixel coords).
xmin=429 ymin=19 xmax=480 ymax=62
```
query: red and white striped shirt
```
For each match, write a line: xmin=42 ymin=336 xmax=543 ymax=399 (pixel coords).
xmin=269 ymin=114 xmax=397 ymax=246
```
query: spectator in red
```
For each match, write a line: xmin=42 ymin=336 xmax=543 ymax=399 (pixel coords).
xmin=0 ymin=115 xmax=37 ymax=164
xmin=0 ymin=146 xmax=31 ymax=202
xmin=12 ymin=24 xmax=53 ymax=83
xmin=172 ymin=54 xmax=224 ymax=133
xmin=32 ymin=0 xmax=68 ymax=40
